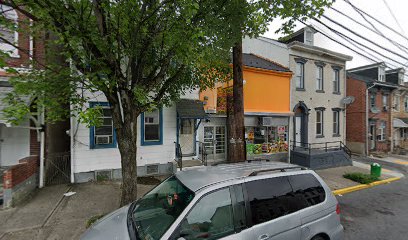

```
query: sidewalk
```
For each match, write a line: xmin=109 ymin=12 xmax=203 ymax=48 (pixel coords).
xmin=316 ymin=160 xmax=403 ymax=192
xmin=0 ymin=182 xmax=155 ymax=240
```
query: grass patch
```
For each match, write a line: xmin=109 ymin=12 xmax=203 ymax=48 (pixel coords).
xmin=343 ymin=172 xmax=379 ymax=184
xmin=86 ymin=214 xmax=105 ymax=228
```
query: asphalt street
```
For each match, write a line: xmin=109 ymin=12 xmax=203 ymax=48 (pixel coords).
xmin=340 ymin=156 xmax=408 ymax=240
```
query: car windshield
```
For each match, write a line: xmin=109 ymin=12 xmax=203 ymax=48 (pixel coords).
xmin=132 ymin=176 xmax=194 ymax=240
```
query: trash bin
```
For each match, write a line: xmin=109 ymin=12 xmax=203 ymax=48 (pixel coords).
xmin=370 ymin=163 xmax=381 ymax=178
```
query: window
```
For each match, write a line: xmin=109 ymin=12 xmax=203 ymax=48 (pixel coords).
xmin=90 ymin=102 xmax=116 ymax=149
xmin=378 ymin=67 xmax=385 ymax=82
xmin=399 ymin=72 xmax=404 ymax=85
xmin=246 ymin=177 xmax=293 ymax=224
xmin=0 ymin=4 xmax=18 ymax=57
xmin=370 ymin=93 xmax=376 ymax=108
xmin=316 ymin=110 xmax=324 ymax=136
xmin=316 ymin=65 xmax=323 ymax=91
xmin=295 ymin=62 xmax=305 ymax=89
xmin=333 ymin=110 xmax=340 ymax=135
xmin=288 ymin=174 xmax=325 ymax=210
xmin=133 ymin=176 xmax=195 ymax=240
xmin=394 ymin=95 xmax=400 ymax=111
xmin=378 ymin=121 xmax=386 ymax=141
xmin=382 ymin=95 xmax=388 ymax=111
xmin=141 ymin=109 xmax=163 ymax=145
xmin=305 ymin=30 xmax=314 ymax=45
xmin=333 ymin=69 xmax=340 ymax=93
xmin=181 ymin=119 xmax=193 ymax=134
xmin=178 ymin=188 xmax=234 ymax=240
xmin=405 ymin=96 xmax=408 ymax=112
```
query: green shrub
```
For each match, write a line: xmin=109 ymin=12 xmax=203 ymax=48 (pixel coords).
xmin=343 ymin=172 xmax=379 ymax=184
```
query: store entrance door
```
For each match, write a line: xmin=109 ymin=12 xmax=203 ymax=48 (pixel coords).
xmin=204 ymin=126 xmax=226 ymax=162
xmin=295 ymin=116 xmax=302 ymax=146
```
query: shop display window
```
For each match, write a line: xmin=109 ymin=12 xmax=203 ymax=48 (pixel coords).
xmin=245 ymin=126 xmax=288 ymax=154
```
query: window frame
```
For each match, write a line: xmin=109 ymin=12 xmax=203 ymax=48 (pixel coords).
xmin=141 ymin=108 xmax=163 ymax=146
xmin=89 ymin=102 xmax=117 ymax=149
xmin=378 ymin=121 xmax=386 ymax=141
xmin=394 ymin=95 xmax=400 ymax=111
xmin=316 ymin=65 xmax=324 ymax=92
xmin=333 ymin=69 xmax=340 ymax=93
xmin=404 ymin=96 xmax=408 ymax=112
xmin=333 ymin=110 xmax=340 ymax=136
xmin=315 ymin=109 xmax=324 ymax=137
xmin=382 ymin=94 xmax=388 ymax=111
xmin=370 ymin=93 xmax=376 ymax=109
xmin=295 ymin=62 xmax=305 ymax=90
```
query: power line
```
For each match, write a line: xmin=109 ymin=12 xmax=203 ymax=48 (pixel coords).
xmin=381 ymin=0 xmax=405 ymax=35
xmin=313 ymin=17 xmax=408 ymax=67
xmin=328 ymin=6 xmax=408 ymax=54
xmin=343 ymin=0 xmax=408 ymax=42
xmin=318 ymin=15 xmax=408 ymax=62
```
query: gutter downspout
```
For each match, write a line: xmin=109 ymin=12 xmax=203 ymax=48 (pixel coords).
xmin=390 ymin=88 xmax=398 ymax=153
xmin=70 ymin=104 xmax=75 ymax=183
xmin=366 ymin=83 xmax=376 ymax=156
xmin=39 ymin=109 xmax=45 ymax=188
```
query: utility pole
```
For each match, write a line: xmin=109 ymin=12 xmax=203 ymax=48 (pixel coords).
xmin=227 ymin=39 xmax=246 ymax=162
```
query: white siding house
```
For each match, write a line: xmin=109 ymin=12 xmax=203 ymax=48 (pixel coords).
xmin=70 ymin=90 xmax=202 ymax=183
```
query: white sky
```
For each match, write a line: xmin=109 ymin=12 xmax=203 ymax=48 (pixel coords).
xmin=262 ymin=0 xmax=408 ymax=71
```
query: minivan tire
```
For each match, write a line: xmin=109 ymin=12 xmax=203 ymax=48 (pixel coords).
xmin=311 ymin=235 xmax=327 ymax=240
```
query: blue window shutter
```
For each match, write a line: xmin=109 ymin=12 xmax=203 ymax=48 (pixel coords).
xmin=89 ymin=101 xmax=117 ymax=149
xmin=141 ymin=108 xmax=163 ymax=146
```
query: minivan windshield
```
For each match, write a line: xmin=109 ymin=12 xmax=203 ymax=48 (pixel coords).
xmin=132 ymin=176 xmax=194 ymax=240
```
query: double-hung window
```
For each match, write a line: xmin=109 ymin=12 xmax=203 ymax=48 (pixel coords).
xmin=333 ymin=110 xmax=340 ymax=136
xmin=0 ymin=4 xmax=19 ymax=57
xmin=394 ymin=95 xmax=400 ymax=111
xmin=141 ymin=109 xmax=163 ymax=145
xmin=316 ymin=65 xmax=324 ymax=91
xmin=370 ymin=93 xmax=376 ymax=108
xmin=333 ymin=69 xmax=340 ymax=93
xmin=295 ymin=62 xmax=305 ymax=89
xmin=90 ymin=102 xmax=116 ymax=149
xmin=316 ymin=109 xmax=324 ymax=137
xmin=404 ymin=96 xmax=408 ymax=112
xmin=378 ymin=121 xmax=386 ymax=141
xmin=382 ymin=95 xmax=388 ymax=111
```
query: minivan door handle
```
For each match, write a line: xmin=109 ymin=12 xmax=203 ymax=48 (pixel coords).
xmin=258 ymin=234 xmax=269 ymax=240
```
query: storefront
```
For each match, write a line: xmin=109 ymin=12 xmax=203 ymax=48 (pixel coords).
xmin=244 ymin=115 xmax=289 ymax=161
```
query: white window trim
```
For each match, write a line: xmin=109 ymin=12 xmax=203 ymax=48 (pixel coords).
xmin=0 ymin=4 xmax=19 ymax=58
xmin=316 ymin=110 xmax=324 ymax=136
xmin=316 ymin=66 xmax=323 ymax=91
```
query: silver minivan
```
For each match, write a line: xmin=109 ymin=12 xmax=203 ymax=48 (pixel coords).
xmin=81 ymin=161 xmax=343 ymax=240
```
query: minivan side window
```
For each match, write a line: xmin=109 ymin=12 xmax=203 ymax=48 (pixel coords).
xmin=288 ymin=174 xmax=326 ymax=211
xmin=175 ymin=188 xmax=235 ymax=240
xmin=246 ymin=177 xmax=293 ymax=225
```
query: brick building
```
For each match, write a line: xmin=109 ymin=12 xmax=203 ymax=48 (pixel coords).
xmin=346 ymin=63 xmax=398 ymax=155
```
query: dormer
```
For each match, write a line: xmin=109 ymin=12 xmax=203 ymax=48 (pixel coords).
xmin=348 ymin=62 xmax=387 ymax=82
xmin=386 ymin=68 xmax=405 ymax=85
xmin=279 ymin=26 xmax=316 ymax=46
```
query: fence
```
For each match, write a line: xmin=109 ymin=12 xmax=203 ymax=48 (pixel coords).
xmin=291 ymin=141 xmax=351 ymax=158
xmin=45 ymin=152 xmax=71 ymax=185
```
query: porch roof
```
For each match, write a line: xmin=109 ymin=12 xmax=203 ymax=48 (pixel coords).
xmin=176 ymin=99 xmax=207 ymax=119
xmin=393 ymin=118 xmax=408 ymax=128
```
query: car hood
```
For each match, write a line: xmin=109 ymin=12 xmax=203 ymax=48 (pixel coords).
xmin=80 ymin=205 xmax=131 ymax=240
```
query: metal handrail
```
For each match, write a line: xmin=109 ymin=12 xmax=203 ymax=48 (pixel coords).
xmin=291 ymin=140 xmax=351 ymax=157
xmin=197 ymin=141 xmax=208 ymax=166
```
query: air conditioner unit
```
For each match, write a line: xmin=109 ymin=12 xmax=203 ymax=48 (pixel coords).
xmin=261 ymin=117 xmax=273 ymax=126
xmin=206 ymin=109 xmax=217 ymax=114
xmin=96 ymin=136 xmax=110 ymax=145
xmin=383 ymin=106 xmax=388 ymax=111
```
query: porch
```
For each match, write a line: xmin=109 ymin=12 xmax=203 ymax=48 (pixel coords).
xmin=290 ymin=141 xmax=352 ymax=169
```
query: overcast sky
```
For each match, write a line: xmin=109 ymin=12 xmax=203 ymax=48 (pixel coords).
xmin=263 ymin=0 xmax=408 ymax=71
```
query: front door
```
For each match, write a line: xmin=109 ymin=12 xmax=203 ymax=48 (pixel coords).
xmin=295 ymin=116 xmax=302 ymax=146
xmin=204 ymin=126 xmax=226 ymax=161
xmin=180 ymin=119 xmax=195 ymax=156
xmin=370 ymin=124 xmax=376 ymax=150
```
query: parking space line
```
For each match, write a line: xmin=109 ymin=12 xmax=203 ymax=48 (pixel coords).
xmin=393 ymin=160 xmax=408 ymax=165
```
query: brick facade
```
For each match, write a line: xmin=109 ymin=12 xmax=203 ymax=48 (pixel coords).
xmin=3 ymin=155 xmax=39 ymax=189
xmin=346 ymin=74 xmax=394 ymax=154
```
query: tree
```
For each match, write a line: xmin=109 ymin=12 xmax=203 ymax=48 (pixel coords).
xmin=227 ymin=0 xmax=334 ymax=162
xmin=0 ymin=0 xmax=333 ymax=205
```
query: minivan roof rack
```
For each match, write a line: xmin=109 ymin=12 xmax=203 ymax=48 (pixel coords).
xmin=248 ymin=166 xmax=308 ymax=176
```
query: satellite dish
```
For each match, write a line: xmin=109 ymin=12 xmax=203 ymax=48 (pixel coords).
xmin=341 ymin=96 xmax=355 ymax=105
xmin=371 ymin=107 xmax=381 ymax=114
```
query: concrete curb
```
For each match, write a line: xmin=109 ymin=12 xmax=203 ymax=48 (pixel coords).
xmin=333 ymin=177 xmax=402 ymax=196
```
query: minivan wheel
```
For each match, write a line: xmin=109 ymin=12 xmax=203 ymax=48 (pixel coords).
xmin=311 ymin=235 xmax=327 ymax=240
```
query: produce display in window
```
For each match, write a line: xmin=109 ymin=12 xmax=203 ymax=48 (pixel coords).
xmin=245 ymin=126 xmax=288 ymax=154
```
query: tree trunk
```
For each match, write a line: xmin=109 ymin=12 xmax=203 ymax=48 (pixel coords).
xmin=228 ymin=39 xmax=246 ymax=163
xmin=115 ymin=108 xmax=139 ymax=206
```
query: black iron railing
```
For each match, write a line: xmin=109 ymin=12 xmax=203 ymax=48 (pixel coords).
xmin=291 ymin=141 xmax=351 ymax=158
xmin=197 ymin=141 xmax=208 ymax=166
xmin=174 ymin=142 xmax=183 ymax=170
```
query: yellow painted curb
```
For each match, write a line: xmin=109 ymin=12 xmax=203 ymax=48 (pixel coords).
xmin=332 ymin=177 xmax=401 ymax=196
